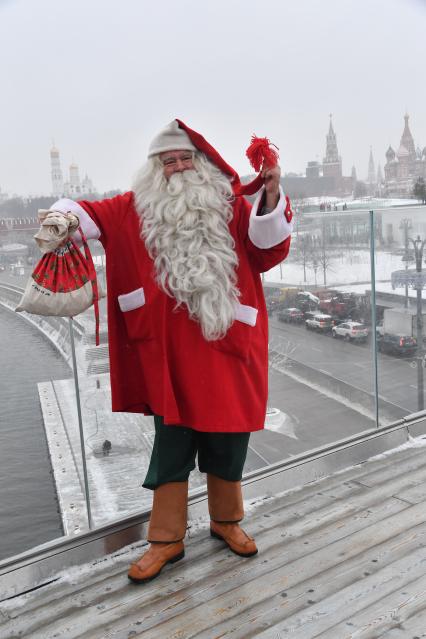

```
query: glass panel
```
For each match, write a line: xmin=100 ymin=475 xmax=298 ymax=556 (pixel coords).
xmin=258 ymin=206 xmax=378 ymax=464
xmin=77 ymin=243 xmax=209 ymax=523
xmin=59 ymin=246 xmax=156 ymax=528
xmin=376 ymin=207 xmax=426 ymax=422
xmin=8 ymin=202 xmax=421 ymax=548
xmin=0 ymin=223 xmax=81 ymax=560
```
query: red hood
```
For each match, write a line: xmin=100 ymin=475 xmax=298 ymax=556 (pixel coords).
xmin=176 ymin=119 xmax=265 ymax=197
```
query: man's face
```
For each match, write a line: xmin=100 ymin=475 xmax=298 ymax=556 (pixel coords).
xmin=160 ymin=150 xmax=194 ymax=179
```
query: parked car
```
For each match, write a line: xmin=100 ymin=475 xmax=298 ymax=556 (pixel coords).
xmin=332 ymin=321 xmax=369 ymax=343
xmin=377 ymin=333 xmax=417 ymax=357
xmin=305 ymin=313 xmax=334 ymax=333
xmin=303 ymin=310 xmax=318 ymax=321
xmin=278 ymin=308 xmax=304 ymax=324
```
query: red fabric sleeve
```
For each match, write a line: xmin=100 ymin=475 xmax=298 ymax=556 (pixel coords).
xmin=77 ymin=192 xmax=134 ymax=248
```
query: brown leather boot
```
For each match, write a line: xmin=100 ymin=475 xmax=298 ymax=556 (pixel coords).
xmin=207 ymin=474 xmax=258 ymax=558
xmin=210 ymin=521 xmax=258 ymax=557
xmin=128 ymin=481 xmax=188 ymax=583
xmin=128 ymin=541 xmax=185 ymax=583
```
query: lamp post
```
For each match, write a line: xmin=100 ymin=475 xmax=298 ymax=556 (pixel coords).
xmin=409 ymin=235 xmax=426 ymax=410
xmin=300 ymin=235 xmax=308 ymax=283
xmin=399 ymin=218 xmax=412 ymax=309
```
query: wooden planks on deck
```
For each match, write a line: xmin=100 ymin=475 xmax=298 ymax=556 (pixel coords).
xmin=1 ymin=440 xmax=426 ymax=638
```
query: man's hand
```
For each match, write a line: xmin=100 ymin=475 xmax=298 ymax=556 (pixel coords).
xmin=261 ymin=164 xmax=281 ymax=209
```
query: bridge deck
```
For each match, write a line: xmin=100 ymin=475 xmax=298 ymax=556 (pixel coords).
xmin=1 ymin=438 xmax=426 ymax=638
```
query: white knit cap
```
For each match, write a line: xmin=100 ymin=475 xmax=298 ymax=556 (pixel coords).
xmin=148 ymin=120 xmax=197 ymax=158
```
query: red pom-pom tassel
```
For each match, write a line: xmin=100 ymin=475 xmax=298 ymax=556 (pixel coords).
xmin=246 ymin=135 xmax=279 ymax=172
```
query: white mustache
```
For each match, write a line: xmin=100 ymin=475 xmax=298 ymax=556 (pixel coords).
xmin=167 ymin=169 xmax=206 ymax=194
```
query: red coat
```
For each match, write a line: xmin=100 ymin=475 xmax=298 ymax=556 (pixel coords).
xmin=54 ymin=189 xmax=292 ymax=432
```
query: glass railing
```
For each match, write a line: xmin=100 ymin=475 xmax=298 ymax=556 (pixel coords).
xmin=374 ymin=208 xmax=426 ymax=422
xmin=262 ymin=208 xmax=377 ymax=461
xmin=1 ymin=201 xmax=425 ymax=563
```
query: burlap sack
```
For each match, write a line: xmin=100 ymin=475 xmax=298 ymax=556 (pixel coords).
xmin=16 ymin=228 xmax=104 ymax=344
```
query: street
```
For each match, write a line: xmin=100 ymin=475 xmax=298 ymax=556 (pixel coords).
xmin=245 ymin=314 xmax=420 ymax=467
xmin=269 ymin=316 xmax=418 ymax=414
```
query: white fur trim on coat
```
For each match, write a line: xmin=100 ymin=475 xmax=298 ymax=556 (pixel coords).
xmin=234 ymin=302 xmax=258 ymax=326
xmin=118 ymin=287 xmax=146 ymax=312
xmin=248 ymin=186 xmax=293 ymax=249
xmin=50 ymin=198 xmax=101 ymax=242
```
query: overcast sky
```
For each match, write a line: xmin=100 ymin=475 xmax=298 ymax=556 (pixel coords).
xmin=1 ymin=0 xmax=426 ymax=196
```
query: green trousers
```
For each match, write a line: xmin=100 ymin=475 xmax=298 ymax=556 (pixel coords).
xmin=143 ymin=415 xmax=250 ymax=490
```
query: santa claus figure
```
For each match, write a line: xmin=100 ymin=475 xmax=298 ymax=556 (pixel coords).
xmin=47 ymin=119 xmax=293 ymax=583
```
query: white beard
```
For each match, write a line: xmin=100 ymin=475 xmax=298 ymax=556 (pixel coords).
xmin=132 ymin=155 xmax=240 ymax=341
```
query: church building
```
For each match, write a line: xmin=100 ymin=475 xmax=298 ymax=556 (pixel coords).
xmin=384 ymin=114 xmax=426 ymax=197
xmin=50 ymin=145 xmax=96 ymax=198
xmin=282 ymin=116 xmax=354 ymax=198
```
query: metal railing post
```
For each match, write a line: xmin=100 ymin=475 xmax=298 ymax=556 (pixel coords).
xmin=68 ymin=318 xmax=93 ymax=529
xmin=369 ymin=210 xmax=379 ymax=427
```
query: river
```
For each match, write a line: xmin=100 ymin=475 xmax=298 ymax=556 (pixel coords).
xmin=0 ymin=305 xmax=70 ymax=561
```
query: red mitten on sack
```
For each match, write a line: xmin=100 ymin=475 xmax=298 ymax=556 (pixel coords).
xmin=16 ymin=229 xmax=104 ymax=345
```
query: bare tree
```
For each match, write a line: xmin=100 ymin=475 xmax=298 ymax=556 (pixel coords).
xmin=309 ymin=249 xmax=320 ymax=287
xmin=319 ymin=217 xmax=332 ymax=286
xmin=298 ymin=233 xmax=313 ymax=283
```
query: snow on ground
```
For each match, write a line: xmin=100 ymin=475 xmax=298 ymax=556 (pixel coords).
xmin=265 ymin=249 xmax=414 ymax=289
xmin=301 ymin=196 xmax=421 ymax=209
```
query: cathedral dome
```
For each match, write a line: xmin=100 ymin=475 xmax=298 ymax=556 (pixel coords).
xmin=386 ymin=145 xmax=395 ymax=162
xmin=397 ymin=144 xmax=409 ymax=159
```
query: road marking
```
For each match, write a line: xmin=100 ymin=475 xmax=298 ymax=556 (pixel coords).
xmin=409 ymin=384 xmax=418 ymax=389
xmin=310 ymin=346 xmax=322 ymax=352
xmin=248 ymin=444 xmax=270 ymax=465
xmin=319 ymin=369 xmax=330 ymax=374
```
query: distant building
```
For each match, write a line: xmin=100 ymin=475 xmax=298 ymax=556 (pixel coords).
xmin=384 ymin=114 xmax=426 ymax=197
xmin=81 ymin=173 xmax=94 ymax=194
xmin=376 ymin=163 xmax=384 ymax=196
xmin=367 ymin=147 xmax=376 ymax=195
xmin=322 ymin=116 xmax=342 ymax=181
xmin=50 ymin=145 xmax=64 ymax=197
xmin=377 ymin=163 xmax=383 ymax=185
xmin=306 ymin=161 xmax=320 ymax=179
xmin=281 ymin=116 xmax=354 ymax=199
xmin=50 ymin=145 xmax=96 ymax=197
xmin=0 ymin=186 xmax=8 ymax=203
xmin=68 ymin=162 xmax=80 ymax=196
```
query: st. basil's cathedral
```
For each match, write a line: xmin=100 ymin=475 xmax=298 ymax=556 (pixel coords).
xmin=384 ymin=114 xmax=426 ymax=197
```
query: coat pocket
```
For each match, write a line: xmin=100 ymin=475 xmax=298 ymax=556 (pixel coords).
xmin=118 ymin=287 xmax=152 ymax=342
xmin=211 ymin=303 xmax=258 ymax=361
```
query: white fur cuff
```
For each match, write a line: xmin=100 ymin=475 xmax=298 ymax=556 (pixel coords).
xmin=49 ymin=198 xmax=101 ymax=242
xmin=248 ymin=186 xmax=293 ymax=249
